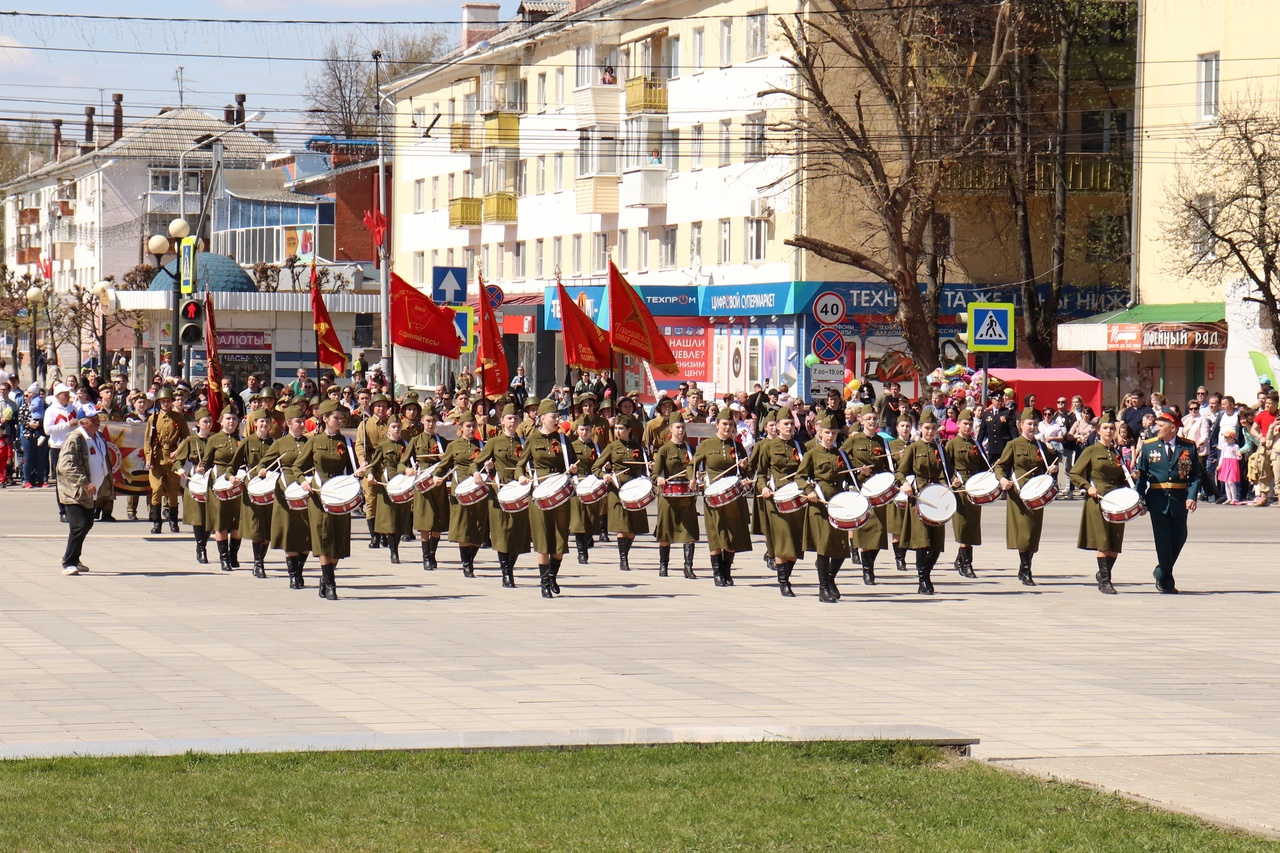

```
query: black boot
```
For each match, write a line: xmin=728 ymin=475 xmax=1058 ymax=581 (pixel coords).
xmin=599 ymin=517 xmax=611 ymax=543
xmin=893 ymin=544 xmax=907 ymax=571
xmin=721 ymin=551 xmax=735 ymax=586
xmin=576 ymin=534 xmax=589 ymax=565
xmin=367 ymin=518 xmax=380 ymax=548
xmin=167 ymin=506 xmax=179 ymax=533
xmin=216 ymin=538 xmax=232 ymax=571
xmin=710 ymin=553 xmax=725 ymax=586
xmin=194 ymin=526 xmax=208 ymax=564
xmin=251 ymin=541 xmax=268 ymax=578
xmin=422 ymin=540 xmax=433 ymax=571
xmin=658 ymin=544 xmax=670 ymax=577
xmin=917 ymin=549 xmax=935 ymax=594
xmin=539 ymin=563 xmax=554 ymax=597
xmin=1097 ymin=556 xmax=1117 ymax=594
xmin=319 ymin=563 xmax=338 ymax=600
xmin=764 ymin=554 xmax=776 ymax=574
xmin=958 ymin=546 xmax=977 ymax=578
xmin=827 ymin=556 xmax=843 ymax=600
xmin=150 ymin=506 xmax=162 ymax=535
xmin=427 ymin=538 xmax=439 ymax=570
xmin=618 ymin=537 xmax=632 ymax=571
xmin=778 ymin=561 xmax=796 ymax=597
xmin=682 ymin=542 xmax=697 ymax=579
xmin=1018 ymin=552 xmax=1036 ymax=586
xmin=549 ymin=557 xmax=562 ymax=594
xmin=388 ymin=535 xmax=400 ymax=564
xmin=462 ymin=545 xmax=476 ymax=578
xmin=817 ymin=556 xmax=837 ymax=603
xmin=500 ymin=553 xmax=515 ymax=588
xmin=288 ymin=555 xmax=305 ymax=589
xmin=861 ymin=550 xmax=877 ymax=586
xmin=228 ymin=537 xmax=242 ymax=569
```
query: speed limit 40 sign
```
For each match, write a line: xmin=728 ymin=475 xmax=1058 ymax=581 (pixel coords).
xmin=813 ymin=291 xmax=846 ymax=326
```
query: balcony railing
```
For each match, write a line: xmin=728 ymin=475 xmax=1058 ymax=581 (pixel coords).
xmin=620 ymin=165 xmax=668 ymax=208
xmin=450 ymin=121 xmax=478 ymax=152
xmin=17 ymin=208 xmax=39 ymax=226
xmin=449 ymin=197 xmax=482 ymax=228
xmin=16 ymin=246 xmax=40 ymax=265
xmin=574 ymin=84 xmax=622 ymax=128
xmin=625 ymin=76 xmax=668 ymax=114
xmin=482 ymin=191 xmax=518 ymax=223
xmin=483 ymin=113 xmax=520 ymax=149
xmin=942 ymin=152 xmax=1128 ymax=194
xmin=55 ymin=199 xmax=74 ymax=217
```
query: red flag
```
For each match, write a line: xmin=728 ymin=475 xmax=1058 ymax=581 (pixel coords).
xmin=607 ymin=261 xmax=678 ymax=374
xmin=558 ymin=282 xmax=611 ymax=370
xmin=362 ymin=209 xmax=387 ymax=248
xmin=204 ymin=291 xmax=223 ymax=422
xmin=312 ymin=268 xmax=348 ymax=373
xmin=475 ymin=275 xmax=509 ymax=398
xmin=390 ymin=273 xmax=461 ymax=358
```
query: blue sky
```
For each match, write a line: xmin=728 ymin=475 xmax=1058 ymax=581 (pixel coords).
xmin=0 ymin=1 xmax=518 ymax=146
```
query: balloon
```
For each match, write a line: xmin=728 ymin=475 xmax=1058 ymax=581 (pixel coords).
xmin=846 ymin=378 xmax=862 ymax=392
xmin=804 ymin=353 xmax=820 ymax=367
xmin=843 ymin=367 xmax=855 ymax=383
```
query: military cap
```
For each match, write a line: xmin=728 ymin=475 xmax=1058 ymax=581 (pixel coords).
xmin=761 ymin=410 xmax=776 ymax=425
xmin=668 ymin=411 xmax=685 ymax=425
xmin=402 ymin=392 xmax=421 ymax=407
xmin=614 ymin=414 xmax=634 ymax=429
xmin=250 ymin=409 xmax=270 ymax=424
xmin=309 ymin=395 xmax=322 ymax=406
xmin=576 ymin=392 xmax=598 ymax=403
xmin=1155 ymin=411 xmax=1178 ymax=425
xmin=193 ymin=408 xmax=212 ymax=421
xmin=655 ymin=396 xmax=676 ymax=411
xmin=369 ymin=393 xmax=391 ymax=406
xmin=817 ymin=414 xmax=840 ymax=430
xmin=502 ymin=403 xmax=518 ymax=419
xmin=155 ymin=386 xmax=175 ymax=400
xmin=317 ymin=399 xmax=342 ymax=416
xmin=777 ymin=406 xmax=793 ymax=420
xmin=1098 ymin=411 xmax=1116 ymax=426
xmin=524 ymin=397 xmax=541 ymax=410
xmin=282 ymin=405 xmax=306 ymax=420
xmin=1019 ymin=406 xmax=1039 ymax=422
xmin=919 ymin=409 xmax=938 ymax=426
xmin=456 ymin=411 xmax=475 ymax=424
xmin=714 ymin=408 xmax=735 ymax=423
xmin=598 ymin=396 xmax=614 ymax=411
xmin=958 ymin=409 xmax=975 ymax=422
xmin=573 ymin=418 xmax=589 ymax=430
xmin=421 ymin=402 xmax=438 ymax=417
xmin=257 ymin=386 xmax=278 ymax=401
xmin=537 ymin=399 xmax=558 ymax=416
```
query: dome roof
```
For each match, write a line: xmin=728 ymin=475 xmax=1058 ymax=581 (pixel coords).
xmin=147 ymin=252 xmax=258 ymax=293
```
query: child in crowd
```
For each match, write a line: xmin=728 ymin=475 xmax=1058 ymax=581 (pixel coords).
xmin=1217 ymin=429 xmax=1242 ymax=504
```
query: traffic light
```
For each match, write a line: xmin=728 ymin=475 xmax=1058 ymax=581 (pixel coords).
xmin=178 ymin=298 xmax=204 ymax=345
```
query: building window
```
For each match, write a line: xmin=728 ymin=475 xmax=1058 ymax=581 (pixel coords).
xmin=431 ymin=176 xmax=439 ymax=209
xmin=720 ymin=19 xmax=733 ymax=66
xmin=719 ymin=119 xmax=733 ymax=166
xmin=744 ymin=112 xmax=766 ymax=161
xmin=1084 ymin=213 xmax=1125 ymax=265
xmin=431 ymin=249 xmax=439 ymax=270
xmin=1198 ymin=52 xmax=1219 ymax=121
xmin=1081 ymin=109 xmax=1130 ymax=153
xmin=664 ymin=128 xmax=680 ymax=172
xmin=553 ymin=236 xmax=563 ymax=273
xmin=496 ymin=242 xmax=505 ymax=280
xmin=463 ymin=169 xmax=474 ymax=196
xmin=149 ymin=169 xmax=199 ymax=193
xmin=447 ymin=173 xmax=456 ymax=200
xmin=413 ymin=251 xmax=426 ymax=285
xmin=594 ymin=232 xmax=609 ymax=272
xmin=692 ymin=28 xmax=704 ymax=72
xmin=464 ymin=247 xmax=475 ymax=276
xmin=625 ymin=115 xmax=669 ymax=170
xmin=659 ymin=226 xmax=677 ymax=268
xmin=638 ymin=228 xmax=649 ymax=271
xmin=447 ymin=248 xmax=455 ymax=266
xmin=690 ymin=221 xmax=703 ymax=263
xmin=747 ymin=12 xmax=767 ymax=60
xmin=691 ymin=124 xmax=703 ymax=169
xmin=538 ymin=72 xmax=547 ymax=112
xmin=513 ymin=241 xmax=526 ymax=279
xmin=413 ymin=179 xmax=425 ymax=213
xmin=555 ymin=68 xmax=565 ymax=106
xmin=578 ymin=124 xmax=621 ymax=177
xmin=554 ymin=152 xmax=564 ymax=190
xmin=535 ymin=238 xmax=544 ymax=278
xmin=617 ymin=229 xmax=629 ymax=270
xmin=575 ymin=45 xmax=595 ymax=89
xmin=536 ymin=155 xmax=546 ymax=194
xmin=665 ymin=35 xmax=680 ymax=78
xmin=746 ymin=218 xmax=767 ymax=262
xmin=718 ymin=218 xmax=731 ymax=264
xmin=516 ymin=159 xmax=528 ymax=197
xmin=572 ymin=234 xmax=583 ymax=275
xmin=483 ymin=244 xmax=491 ymax=278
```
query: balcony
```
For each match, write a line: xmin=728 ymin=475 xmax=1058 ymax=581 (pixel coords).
xmin=16 ymin=247 xmax=40 ymax=265
xmin=943 ymin=152 xmax=1128 ymax=195
xmin=52 ymin=242 xmax=76 ymax=261
xmin=575 ymin=176 xmax=619 ymax=215
xmin=18 ymin=208 xmax=39 ymax=226
xmin=574 ymin=85 xmax=622 ymax=128
xmin=625 ymin=76 xmax=668 ymax=114
xmin=449 ymin=197 xmax=482 ymax=228
xmin=450 ymin=121 xmax=478 ymax=153
xmin=55 ymin=199 xmax=74 ymax=218
xmin=483 ymin=112 xmax=519 ymax=149
xmin=619 ymin=165 xmax=668 ymax=208
xmin=482 ymin=191 xmax=518 ymax=223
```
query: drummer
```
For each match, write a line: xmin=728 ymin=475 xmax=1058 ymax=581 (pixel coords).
xmin=944 ymin=409 xmax=985 ymax=579
xmin=241 ymin=411 xmax=277 ymax=579
xmin=475 ymin=403 xmax=532 ymax=583
xmin=895 ymin=410 xmax=948 ymax=595
xmin=594 ymin=398 xmax=615 ymax=544
xmin=593 ymin=414 xmax=652 ymax=571
xmin=173 ymin=408 xmax=215 ymax=564
xmin=568 ymin=418 xmax=603 ymax=565
xmin=370 ymin=418 xmax=412 ymax=564
xmin=651 ymin=412 xmax=700 ymax=579
xmin=692 ymin=411 xmax=753 ymax=586
xmin=842 ymin=407 xmax=892 ymax=585
xmin=746 ymin=411 xmax=779 ymax=577
xmin=1069 ymin=412 xmax=1128 ymax=594
xmin=404 ymin=404 xmax=449 ymax=571
xmin=291 ymin=399 xmax=371 ymax=601
xmin=795 ymin=414 xmax=853 ymax=602
xmin=994 ymin=406 xmax=1061 ymax=586
xmin=433 ymin=411 xmax=489 ymax=575
xmin=259 ymin=405 xmax=312 ymax=589
xmin=886 ymin=414 xmax=916 ymax=573
xmin=196 ymin=409 xmax=246 ymax=572
xmin=355 ymin=393 xmax=393 ymax=550
xmin=515 ymin=399 xmax=579 ymax=597
xmin=755 ymin=407 xmax=806 ymax=596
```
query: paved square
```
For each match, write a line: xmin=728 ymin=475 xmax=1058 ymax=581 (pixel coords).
xmin=2 ymin=489 xmax=1277 ymax=835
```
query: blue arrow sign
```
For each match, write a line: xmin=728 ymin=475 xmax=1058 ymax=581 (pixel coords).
xmin=432 ymin=266 xmax=468 ymax=305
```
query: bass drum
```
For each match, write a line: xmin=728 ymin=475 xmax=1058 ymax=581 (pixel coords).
xmin=915 ymin=483 xmax=957 ymax=526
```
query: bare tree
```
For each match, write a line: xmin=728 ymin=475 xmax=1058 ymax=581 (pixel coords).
xmin=305 ymin=29 xmax=448 ymax=138
xmin=1164 ymin=99 xmax=1280 ymax=356
xmin=764 ymin=0 xmax=1016 ymax=373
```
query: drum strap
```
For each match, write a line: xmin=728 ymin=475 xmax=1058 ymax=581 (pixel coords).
xmin=935 ymin=440 xmax=953 ymax=484
xmin=838 ymin=449 xmax=859 ymax=490
xmin=975 ymin=439 xmax=994 ymax=470
xmin=1034 ymin=439 xmax=1051 ymax=472
xmin=793 ymin=439 xmax=805 ymax=461
xmin=882 ymin=436 xmax=896 ymax=473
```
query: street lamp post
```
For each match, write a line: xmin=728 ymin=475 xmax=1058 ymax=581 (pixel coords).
xmin=25 ymin=285 xmax=43 ymax=386
xmin=92 ymin=280 xmax=116 ymax=373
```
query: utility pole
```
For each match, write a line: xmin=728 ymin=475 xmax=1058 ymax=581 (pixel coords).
xmin=374 ymin=49 xmax=394 ymax=394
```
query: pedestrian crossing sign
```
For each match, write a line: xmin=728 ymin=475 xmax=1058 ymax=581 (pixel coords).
xmin=965 ymin=302 xmax=1015 ymax=353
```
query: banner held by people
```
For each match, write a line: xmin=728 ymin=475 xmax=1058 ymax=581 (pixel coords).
xmin=475 ymin=274 xmax=509 ymax=398
xmin=389 ymin=272 xmax=462 ymax=359
xmin=607 ymin=261 xmax=679 ymax=374
xmin=311 ymin=264 xmax=348 ymax=374
xmin=558 ymin=281 xmax=611 ymax=370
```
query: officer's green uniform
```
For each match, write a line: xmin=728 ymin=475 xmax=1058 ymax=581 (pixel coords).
xmin=754 ymin=409 xmax=807 ymax=596
xmin=896 ymin=416 xmax=948 ymax=594
xmin=1135 ymin=419 xmax=1201 ymax=593
xmin=292 ymin=426 xmax=356 ymax=561
xmin=199 ymin=429 xmax=245 ymax=533
xmin=173 ymin=414 xmax=211 ymax=563
xmin=144 ymin=387 xmax=190 ymax=532
xmin=795 ymin=416 xmax=853 ymax=602
xmin=476 ymin=415 xmax=533 ymax=560
xmin=568 ymin=432 xmax=604 ymax=540
xmin=355 ymin=400 xmax=392 ymax=543
xmin=943 ymin=410 xmax=984 ymax=578
xmin=993 ymin=408 xmax=1061 ymax=585
xmin=405 ymin=429 xmax=450 ymax=534
xmin=370 ymin=437 xmax=412 ymax=540
xmin=745 ymin=416 xmax=773 ymax=548
xmin=400 ymin=393 xmax=424 ymax=440
xmin=885 ymin=435 xmax=912 ymax=568
xmin=433 ymin=414 xmax=488 ymax=549
xmin=652 ymin=433 xmax=700 ymax=545
xmin=239 ymin=420 xmax=275 ymax=544
xmin=1070 ymin=440 xmax=1129 ymax=554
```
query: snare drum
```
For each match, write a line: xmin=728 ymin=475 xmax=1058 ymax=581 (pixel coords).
xmin=320 ymin=474 xmax=364 ymax=515
xmin=247 ymin=471 xmax=279 ymax=505
xmin=964 ymin=471 xmax=1002 ymax=505
xmin=532 ymin=473 xmax=573 ymax=510
xmin=1019 ymin=474 xmax=1058 ymax=510
xmin=497 ymin=480 xmax=532 ymax=512
xmin=704 ymin=475 xmax=746 ymax=508
xmin=1100 ymin=487 xmax=1145 ymax=523
xmin=188 ymin=471 xmax=209 ymax=503
xmin=661 ymin=478 xmax=699 ymax=498
xmin=860 ymin=471 xmax=898 ymax=507
xmin=574 ymin=474 xmax=608 ymax=505
xmin=386 ymin=473 xmax=418 ymax=505
xmin=453 ymin=476 xmax=489 ymax=506
xmin=283 ymin=482 xmax=311 ymax=511
xmin=772 ymin=482 xmax=807 ymax=514
xmin=212 ymin=473 xmax=244 ymax=501
xmin=618 ymin=477 xmax=656 ymax=511
xmin=827 ymin=490 xmax=871 ymax=530
xmin=892 ymin=475 xmax=916 ymax=508
xmin=915 ymin=483 xmax=957 ymax=526
xmin=413 ymin=463 xmax=442 ymax=493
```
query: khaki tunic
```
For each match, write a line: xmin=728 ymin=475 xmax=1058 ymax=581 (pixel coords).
xmin=476 ymin=433 xmax=532 ymax=555
xmin=569 ymin=438 xmax=604 ymax=535
xmin=405 ymin=431 xmax=450 ymax=534
xmin=260 ymin=433 xmax=311 ymax=553
xmin=895 ymin=440 xmax=948 ymax=551
xmin=400 ymin=416 xmax=424 ymax=440
xmin=371 ymin=438 xmax=412 ymax=536
xmin=356 ymin=415 xmax=392 ymax=521
xmin=199 ymin=431 xmax=245 ymax=532
xmin=291 ymin=431 xmax=356 ymax=560
xmin=515 ymin=431 xmax=576 ymax=555
xmin=843 ymin=431 xmax=890 ymax=551
xmin=652 ymin=440 xmax=699 ymax=544
xmin=593 ymin=439 xmax=653 ymax=536
xmin=435 ymin=436 xmax=488 ymax=544
xmin=795 ymin=442 xmax=852 ymax=558
xmin=1070 ymin=442 xmax=1128 ymax=552
xmin=753 ymin=436 xmax=806 ymax=561
xmin=885 ymin=438 xmax=911 ymax=541
xmin=692 ymin=436 xmax=752 ymax=553
xmin=239 ymin=435 xmax=275 ymax=542
xmin=145 ymin=409 xmax=190 ymax=506
xmin=993 ymin=436 xmax=1059 ymax=552
xmin=173 ymin=433 xmax=208 ymax=527
xmin=746 ymin=437 xmax=768 ymax=540
xmin=944 ymin=435 xmax=984 ymax=546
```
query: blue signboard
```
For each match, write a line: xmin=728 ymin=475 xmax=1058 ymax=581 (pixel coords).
xmin=431 ymin=266 xmax=468 ymax=305
xmin=543 ymin=284 xmax=701 ymax=330
xmin=793 ymin=280 xmax=1127 ymax=321
xmin=699 ymin=282 xmax=795 ymax=317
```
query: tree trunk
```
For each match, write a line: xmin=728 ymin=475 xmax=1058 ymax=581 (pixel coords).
xmin=1039 ymin=2 xmax=1079 ymax=369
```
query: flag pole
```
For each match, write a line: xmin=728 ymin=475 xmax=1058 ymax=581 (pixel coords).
xmin=312 ymin=262 xmax=321 ymax=385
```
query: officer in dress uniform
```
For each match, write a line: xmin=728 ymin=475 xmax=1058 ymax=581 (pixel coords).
xmin=355 ymin=393 xmax=393 ymax=548
xmin=144 ymin=386 xmax=190 ymax=534
xmin=1070 ymin=412 xmax=1128 ymax=594
xmin=1135 ymin=411 xmax=1200 ymax=594
xmin=651 ymin=412 xmax=700 ymax=579
xmin=994 ymin=407 xmax=1061 ymax=586
xmin=433 ymin=411 xmax=488 ymax=576
xmin=842 ymin=408 xmax=890 ymax=585
xmin=515 ymin=399 xmax=579 ymax=597
xmin=259 ymin=405 xmax=312 ymax=589
xmin=755 ymin=407 xmax=806 ymax=596
xmin=476 ymin=404 xmax=532 ymax=582
xmin=692 ymin=411 xmax=753 ymax=586
xmin=197 ymin=409 xmax=245 ymax=571
xmin=896 ymin=410 xmax=949 ymax=595
xmin=886 ymin=415 xmax=915 ymax=572
xmin=370 ymin=418 xmax=412 ymax=564
xmin=796 ymin=414 xmax=853 ymax=602
xmin=747 ymin=411 xmax=779 ymax=574
xmin=944 ymin=410 xmax=985 ymax=578
xmin=240 ymin=411 xmax=276 ymax=578
xmin=568 ymin=419 xmax=603 ymax=564
xmin=404 ymin=404 xmax=449 ymax=570
xmin=173 ymin=408 xmax=214 ymax=564
xmin=593 ymin=414 xmax=652 ymax=571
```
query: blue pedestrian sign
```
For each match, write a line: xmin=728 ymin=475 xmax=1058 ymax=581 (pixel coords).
xmin=432 ymin=267 xmax=468 ymax=305
xmin=966 ymin=302 xmax=1015 ymax=353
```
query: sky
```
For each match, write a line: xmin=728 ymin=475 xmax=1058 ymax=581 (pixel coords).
xmin=0 ymin=1 xmax=518 ymax=147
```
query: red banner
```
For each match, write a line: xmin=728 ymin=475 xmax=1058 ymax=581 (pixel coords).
xmin=311 ymin=265 xmax=348 ymax=373
xmin=558 ymin=282 xmax=611 ymax=370
xmin=390 ymin=273 xmax=461 ymax=358
xmin=608 ymin=262 xmax=678 ymax=374
xmin=475 ymin=274 xmax=510 ymax=397
xmin=204 ymin=291 xmax=223 ymax=422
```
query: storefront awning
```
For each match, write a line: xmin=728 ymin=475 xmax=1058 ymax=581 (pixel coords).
xmin=1058 ymin=302 xmax=1227 ymax=352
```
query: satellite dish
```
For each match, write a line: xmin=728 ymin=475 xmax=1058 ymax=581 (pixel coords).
xmin=690 ymin=253 xmax=702 ymax=277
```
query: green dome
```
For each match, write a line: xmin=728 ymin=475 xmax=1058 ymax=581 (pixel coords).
xmin=148 ymin=252 xmax=257 ymax=293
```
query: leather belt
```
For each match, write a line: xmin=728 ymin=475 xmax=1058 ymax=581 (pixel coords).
xmin=1147 ymin=482 xmax=1187 ymax=490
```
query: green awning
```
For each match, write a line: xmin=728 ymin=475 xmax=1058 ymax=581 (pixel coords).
xmin=1100 ymin=302 xmax=1225 ymax=324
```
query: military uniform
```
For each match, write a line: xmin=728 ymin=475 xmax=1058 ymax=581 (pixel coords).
xmin=1071 ymin=442 xmax=1129 ymax=555
xmin=370 ymin=437 xmax=412 ymax=561
xmin=795 ymin=431 xmax=853 ymax=602
xmin=476 ymin=427 xmax=532 ymax=571
xmin=292 ymin=429 xmax=355 ymax=561
xmin=144 ymin=393 xmax=190 ymax=533
xmin=652 ymin=425 xmax=700 ymax=578
xmin=239 ymin=424 xmax=276 ymax=577
xmin=754 ymin=425 xmax=807 ymax=596
xmin=993 ymin=413 xmax=1060 ymax=585
xmin=355 ymin=403 xmax=392 ymax=546
xmin=259 ymin=423 xmax=312 ymax=588
xmin=896 ymin=429 xmax=948 ymax=594
xmin=842 ymin=429 xmax=892 ymax=580
xmin=516 ymin=411 xmax=577 ymax=595
xmin=199 ymin=429 xmax=246 ymax=571
xmin=173 ymin=426 xmax=210 ymax=563
xmin=568 ymin=433 xmax=604 ymax=563
xmin=594 ymin=434 xmax=652 ymax=537
xmin=1135 ymin=424 xmax=1201 ymax=593
xmin=944 ymin=415 xmax=985 ymax=578
xmin=693 ymin=432 xmax=753 ymax=585
xmin=405 ymin=430 xmax=450 ymax=540
xmin=885 ymin=435 xmax=912 ymax=570
xmin=433 ymin=418 xmax=488 ymax=571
